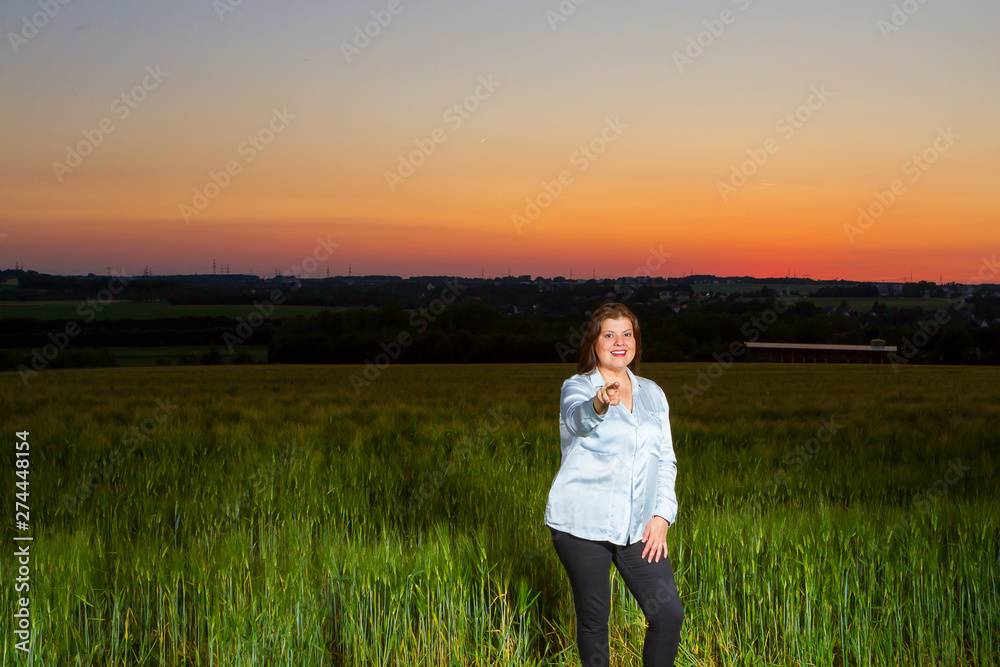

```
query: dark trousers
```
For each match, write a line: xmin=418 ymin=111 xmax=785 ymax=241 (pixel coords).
xmin=550 ymin=526 xmax=684 ymax=667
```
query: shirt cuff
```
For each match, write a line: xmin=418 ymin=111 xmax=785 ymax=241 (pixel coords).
xmin=585 ymin=402 xmax=608 ymax=433
xmin=654 ymin=504 xmax=677 ymax=526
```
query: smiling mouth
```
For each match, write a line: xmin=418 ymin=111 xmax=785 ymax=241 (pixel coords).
xmin=611 ymin=350 xmax=627 ymax=357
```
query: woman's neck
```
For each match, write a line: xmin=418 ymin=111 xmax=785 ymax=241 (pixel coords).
xmin=598 ymin=366 xmax=630 ymax=387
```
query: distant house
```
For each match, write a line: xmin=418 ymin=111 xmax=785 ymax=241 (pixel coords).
xmin=742 ymin=341 xmax=898 ymax=363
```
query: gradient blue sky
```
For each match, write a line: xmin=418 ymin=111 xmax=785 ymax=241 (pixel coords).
xmin=1 ymin=0 xmax=997 ymax=280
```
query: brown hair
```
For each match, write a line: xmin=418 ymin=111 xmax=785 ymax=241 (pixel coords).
xmin=576 ymin=302 xmax=642 ymax=375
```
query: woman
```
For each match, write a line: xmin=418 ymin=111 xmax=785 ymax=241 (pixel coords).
xmin=545 ymin=302 xmax=684 ymax=666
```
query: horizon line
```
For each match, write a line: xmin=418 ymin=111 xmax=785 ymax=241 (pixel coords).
xmin=1 ymin=267 xmax=990 ymax=287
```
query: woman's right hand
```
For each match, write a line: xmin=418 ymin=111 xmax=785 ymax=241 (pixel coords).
xmin=593 ymin=381 xmax=620 ymax=415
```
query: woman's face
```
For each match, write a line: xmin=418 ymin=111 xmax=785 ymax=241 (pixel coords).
xmin=594 ymin=316 xmax=635 ymax=372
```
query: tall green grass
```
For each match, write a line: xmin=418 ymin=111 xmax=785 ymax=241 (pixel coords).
xmin=1 ymin=363 xmax=997 ymax=665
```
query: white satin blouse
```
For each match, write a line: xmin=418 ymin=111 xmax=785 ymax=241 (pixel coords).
xmin=544 ymin=365 xmax=679 ymax=545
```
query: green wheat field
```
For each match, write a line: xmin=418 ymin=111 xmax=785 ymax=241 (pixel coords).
xmin=1 ymin=363 xmax=998 ymax=666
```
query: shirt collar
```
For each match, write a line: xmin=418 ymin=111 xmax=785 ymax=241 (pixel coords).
xmin=588 ymin=364 xmax=639 ymax=393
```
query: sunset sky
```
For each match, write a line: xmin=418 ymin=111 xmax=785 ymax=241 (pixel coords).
xmin=1 ymin=0 xmax=997 ymax=282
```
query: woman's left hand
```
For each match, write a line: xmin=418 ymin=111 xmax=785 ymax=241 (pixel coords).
xmin=640 ymin=516 xmax=670 ymax=563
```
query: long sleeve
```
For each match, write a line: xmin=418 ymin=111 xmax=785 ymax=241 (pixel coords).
xmin=560 ymin=378 xmax=606 ymax=438
xmin=546 ymin=367 xmax=674 ymax=545
xmin=653 ymin=396 xmax=679 ymax=525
